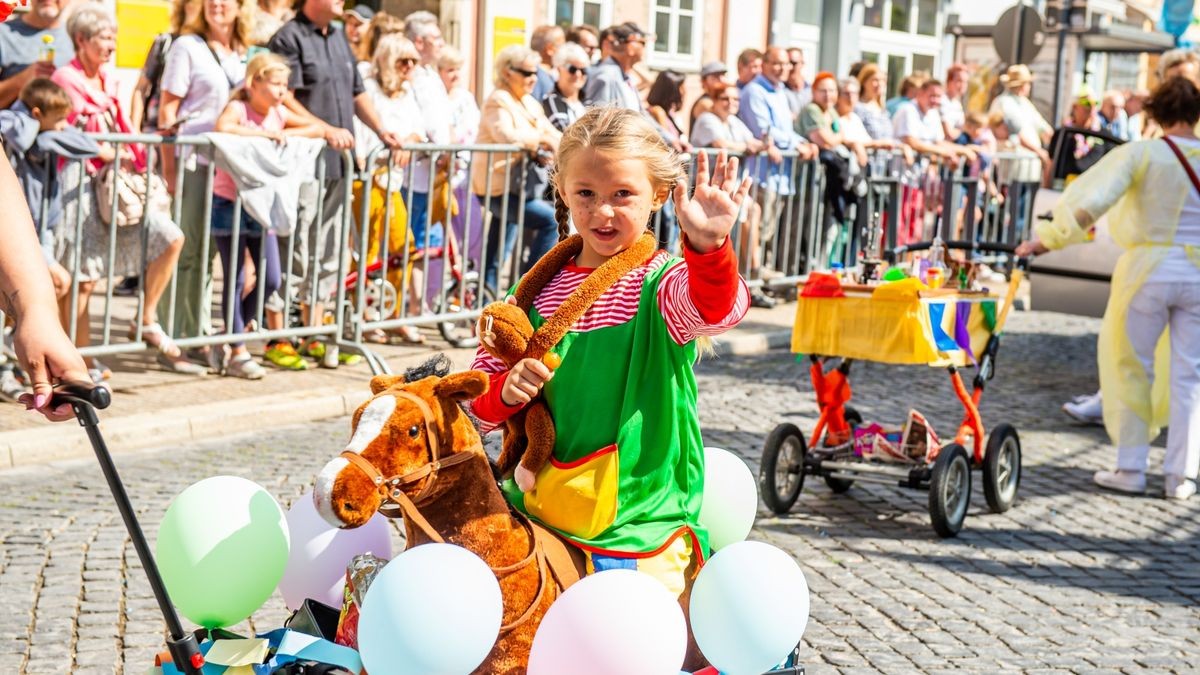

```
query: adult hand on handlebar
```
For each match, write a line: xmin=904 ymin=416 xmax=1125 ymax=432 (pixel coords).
xmin=12 ymin=307 xmax=91 ymax=421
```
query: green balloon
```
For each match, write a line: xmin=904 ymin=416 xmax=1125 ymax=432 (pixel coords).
xmin=156 ymin=476 xmax=290 ymax=628
xmin=883 ymin=267 xmax=909 ymax=282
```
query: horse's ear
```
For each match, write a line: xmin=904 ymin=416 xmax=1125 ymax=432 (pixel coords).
xmin=369 ymin=375 xmax=406 ymax=395
xmin=434 ymin=371 xmax=489 ymax=401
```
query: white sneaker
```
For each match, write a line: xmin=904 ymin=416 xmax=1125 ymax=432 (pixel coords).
xmin=225 ymin=354 xmax=265 ymax=380
xmin=1063 ymin=392 xmax=1103 ymax=426
xmin=1094 ymin=469 xmax=1146 ymax=494
xmin=1164 ymin=475 xmax=1197 ymax=500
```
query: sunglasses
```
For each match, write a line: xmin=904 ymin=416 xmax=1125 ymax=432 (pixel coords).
xmin=566 ymin=64 xmax=587 ymax=76
xmin=510 ymin=66 xmax=538 ymax=78
xmin=790 ymin=60 xmax=801 ymax=66
xmin=397 ymin=57 xmax=418 ymax=67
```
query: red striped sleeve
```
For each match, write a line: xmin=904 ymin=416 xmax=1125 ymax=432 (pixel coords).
xmin=657 ymin=238 xmax=749 ymax=345
xmin=466 ymin=369 xmax=525 ymax=433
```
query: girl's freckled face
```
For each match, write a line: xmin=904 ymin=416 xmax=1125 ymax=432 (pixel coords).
xmin=558 ymin=148 xmax=669 ymax=267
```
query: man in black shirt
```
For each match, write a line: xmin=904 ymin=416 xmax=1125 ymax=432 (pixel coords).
xmin=268 ymin=0 xmax=399 ymax=367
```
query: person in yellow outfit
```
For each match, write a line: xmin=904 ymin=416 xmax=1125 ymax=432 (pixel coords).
xmin=1017 ymin=77 xmax=1200 ymax=501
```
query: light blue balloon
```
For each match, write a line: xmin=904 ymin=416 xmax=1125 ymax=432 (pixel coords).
xmin=689 ymin=541 xmax=809 ymax=675
xmin=358 ymin=544 xmax=503 ymax=675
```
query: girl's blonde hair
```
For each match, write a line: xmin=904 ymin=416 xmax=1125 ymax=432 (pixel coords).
xmin=550 ymin=107 xmax=685 ymax=242
xmin=180 ymin=0 xmax=256 ymax=51
xmin=372 ymin=34 xmax=420 ymax=97
xmin=231 ymin=52 xmax=290 ymax=102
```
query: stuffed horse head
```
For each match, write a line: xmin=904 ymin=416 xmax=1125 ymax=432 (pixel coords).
xmin=314 ymin=361 xmax=488 ymax=530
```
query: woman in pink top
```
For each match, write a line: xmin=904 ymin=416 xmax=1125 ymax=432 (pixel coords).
xmin=50 ymin=4 xmax=199 ymax=383
xmin=211 ymin=52 xmax=323 ymax=378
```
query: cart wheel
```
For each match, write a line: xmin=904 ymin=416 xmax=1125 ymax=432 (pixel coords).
xmin=983 ymin=423 xmax=1021 ymax=513
xmin=824 ymin=407 xmax=861 ymax=494
xmin=929 ymin=443 xmax=971 ymax=538
xmin=760 ymin=423 xmax=807 ymax=514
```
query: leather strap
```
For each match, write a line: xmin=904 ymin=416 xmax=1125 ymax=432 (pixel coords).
xmin=1164 ymin=137 xmax=1200 ymax=197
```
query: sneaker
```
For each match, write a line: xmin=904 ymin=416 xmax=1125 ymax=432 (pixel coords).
xmin=1063 ymin=392 xmax=1103 ymax=426
xmin=300 ymin=340 xmax=326 ymax=361
xmin=1094 ymin=469 xmax=1146 ymax=495
xmin=264 ymin=342 xmax=308 ymax=371
xmin=1164 ymin=475 xmax=1197 ymax=501
xmin=225 ymin=353 xmax=265 ymax=380
xmin=0 ymin=368 xmax=24 ymax=403
xmin=338 ymin=351 xmax=362 ymax=366
xmin=750 ymin=290 xmax=778 ymax=309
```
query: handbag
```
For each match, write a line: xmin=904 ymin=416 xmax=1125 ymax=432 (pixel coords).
xmin=95 ymin=161 xmax=171 ymax=227
xmin=93 ymin=109 xmax=171 ymax=227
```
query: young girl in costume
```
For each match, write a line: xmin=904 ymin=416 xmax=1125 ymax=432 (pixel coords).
xmin=468 ymin=107 xmax=752 ymax=596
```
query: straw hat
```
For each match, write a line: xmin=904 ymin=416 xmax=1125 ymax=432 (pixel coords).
xmin=999 ymin=64 xmax=1034 ymax=88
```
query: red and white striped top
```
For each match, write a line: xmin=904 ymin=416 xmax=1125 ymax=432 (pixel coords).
xmin=468 ymin=242 xmax=748 ymax=430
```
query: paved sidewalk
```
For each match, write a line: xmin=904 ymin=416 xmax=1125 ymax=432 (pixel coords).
xmin=0 ymin=302 xmax=796 ymax=470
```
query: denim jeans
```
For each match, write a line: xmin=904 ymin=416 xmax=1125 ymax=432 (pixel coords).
xmin=481 ymin=192 xmax=558 ymax=292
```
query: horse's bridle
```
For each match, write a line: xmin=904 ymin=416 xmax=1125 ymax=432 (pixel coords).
xmin=339 ymin=390 xmax=478 ymax=517
xmin=337 ymin=389 xmax=552 ymax=634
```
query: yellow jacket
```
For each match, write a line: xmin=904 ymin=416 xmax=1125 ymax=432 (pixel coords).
xmin=471 ymin=89 xmax=561 ymax=197
xmin=1036 ymin=138 xmax=1200 ymax=447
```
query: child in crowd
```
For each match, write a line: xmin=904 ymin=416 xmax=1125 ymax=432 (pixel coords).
xmin=956 ymin=111 xmax=1001 ymax=207
xmin=0 ymin=79 xmax=98 ymax=401
xmin=468 ymin=108 xmax=751 ymax=597
xmin=212 ymin=53 xmax=323 ymax=378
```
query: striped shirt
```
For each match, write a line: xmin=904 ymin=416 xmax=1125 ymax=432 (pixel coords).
xmin=469 ymin=244 xmax=749 ymax=431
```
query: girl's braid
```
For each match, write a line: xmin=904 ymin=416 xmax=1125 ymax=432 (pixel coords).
xmin=552 ymin=183 xmax=571 ymax=242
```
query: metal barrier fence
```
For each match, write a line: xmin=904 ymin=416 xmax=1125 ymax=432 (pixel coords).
xmin=26 ymin=134 xmax=1039 ymax=378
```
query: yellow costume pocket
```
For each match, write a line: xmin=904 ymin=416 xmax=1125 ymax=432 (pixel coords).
xmin=524 ymin=444 xmax=619 ymax=540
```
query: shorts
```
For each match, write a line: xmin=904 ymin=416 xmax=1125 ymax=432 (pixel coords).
xmin=582 ymin=531 xmax=697 ymax=598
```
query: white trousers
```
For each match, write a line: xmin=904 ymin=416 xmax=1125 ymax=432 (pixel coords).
xmin=1115 ymin=281 xmax=1200 ymax=479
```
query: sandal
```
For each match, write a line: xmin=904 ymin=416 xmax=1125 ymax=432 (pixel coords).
xmin=390 ymin=326 xmax=425 ymax=345
xmin=134 ymin=323 xmax=208 ymax=376
xmin=364 ymin=329 xmax=390 ymax=344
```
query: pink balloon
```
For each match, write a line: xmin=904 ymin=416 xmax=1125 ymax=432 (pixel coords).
xmin=278 ymin=491 xmax=394 ymax=610
xmin=529 ymin=569 xmax=687 ymax=675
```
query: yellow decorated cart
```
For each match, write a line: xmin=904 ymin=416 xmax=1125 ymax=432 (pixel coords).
xmin=759 ymin=272 xmax=1024 ymax=537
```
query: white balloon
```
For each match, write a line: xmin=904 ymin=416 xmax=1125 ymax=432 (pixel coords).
xmin=689 ymin=541 xmax=809 ymax=675
xmin=278 ymin=491 xmax=393 ymax=610
xmin=358 ymin=544 xmax=503 ymax=675
xmin=698 ymin=447 xmax=759 ymax=551
xmin=529 ymin=569 xmax=687 ymax=675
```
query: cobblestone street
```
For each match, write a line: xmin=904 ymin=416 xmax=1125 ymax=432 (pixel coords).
xmin=1 ymin=310 xmax=1197 ymax=674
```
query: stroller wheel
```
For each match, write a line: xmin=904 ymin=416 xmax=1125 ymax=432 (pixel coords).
xmin=760 ymin=423 xmax=807 ymax=514
xmin=983 ymin=423 xmax=1021 ymax=513
xmin=929 ymin=443 xmax=971 ymax=538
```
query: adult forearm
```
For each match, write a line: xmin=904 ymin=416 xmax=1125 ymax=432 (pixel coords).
xmin=0 ymin=159 xmax=57 ymax=321
xmin=0 ymin=73 xmax=28 ymax=110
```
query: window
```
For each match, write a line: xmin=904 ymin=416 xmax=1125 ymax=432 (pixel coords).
xmin=911 ymin=53 xmax=934 ymax=77
xmin=861 ymin=51 xmax=880 ymax=64
xmin=650 ymin=0 xmax=703 ymax=68
xmin=890 ymin=0 xmax=912 ymax=33
xmin=864 ymin=1 xmax=884 ymax=27
xmin=916 ymin=0 xmax=938 ymax=36
xmin=794 ymin=0 xmax=821 ymax=25
xmin=553 ymin=0 xmax=610 ymax=31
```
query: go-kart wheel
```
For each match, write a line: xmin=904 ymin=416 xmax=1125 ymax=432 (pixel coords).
xmin=983 ymin=423 xmax=1021 ymax=513
xmin=760 ymin=423 xmax=807 ymax=514
xmin=823 ymin=407 xmax=861 ymax=494
xmin=929 ymin=443 xmax=971 ymax=538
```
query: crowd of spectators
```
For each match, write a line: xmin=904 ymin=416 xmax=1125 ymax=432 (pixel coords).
xmin=0 ymin=0 xmax=1188 ymax=402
